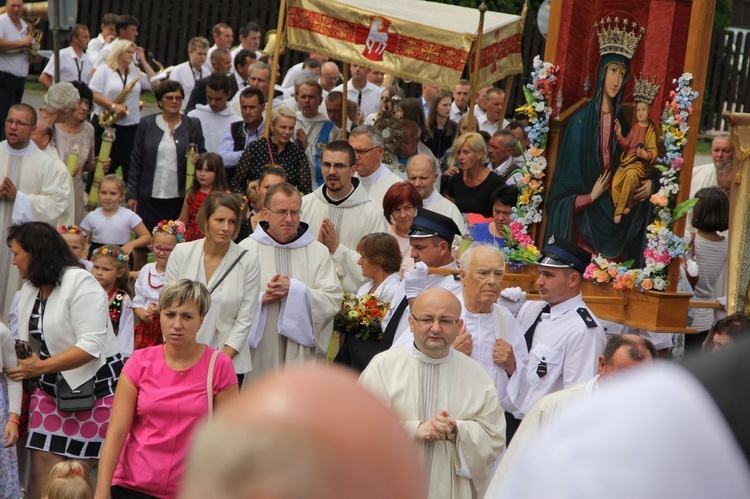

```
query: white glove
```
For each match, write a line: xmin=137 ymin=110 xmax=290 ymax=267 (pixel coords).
xmin=498 ymin=287 xmax=526 ymax=317
xmin=403 ymin=261 xmax=429 ymax=299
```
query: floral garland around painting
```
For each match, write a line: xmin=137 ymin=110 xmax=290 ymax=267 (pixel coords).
xmin=502 ymin=56 xmax=558 ymax=267
xmin=334 ymin=292 xmax=390 ymax=341
xmin=584 ymin=73 xmax=700 ymax=292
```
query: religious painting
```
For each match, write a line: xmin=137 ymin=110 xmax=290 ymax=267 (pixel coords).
xmin=543 ymin=1 xmax=693 ymax=266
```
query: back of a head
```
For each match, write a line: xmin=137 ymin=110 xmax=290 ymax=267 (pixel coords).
xmin=181 ymin=365 xmax=426 ymax=499
xmin=43 ymin=461 xmax=91 ymax=499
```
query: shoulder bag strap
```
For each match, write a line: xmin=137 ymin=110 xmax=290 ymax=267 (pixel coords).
xmin=207 ymin=348 xmax=221 ymax=419
xmin=209 ymin=249 xmax=249 ymax=294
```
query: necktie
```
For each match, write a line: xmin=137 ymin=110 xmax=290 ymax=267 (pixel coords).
xmin=524 ymin=304 xmax=550 ymax=351
xmin=357 ymin=90 xmax=363 ymax=109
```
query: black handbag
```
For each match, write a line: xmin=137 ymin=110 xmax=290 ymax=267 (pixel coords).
xmin=56 ymin=374 xmax=96 ymax=412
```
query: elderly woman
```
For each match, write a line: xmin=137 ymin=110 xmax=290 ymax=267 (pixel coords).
xmin=41 ymin=82 xmax=79 ymax=128
xmin=383 ymin=182 xmax=423 ymax=275
xmin=54 ymin=81 xmax=97 ymax=224
xmin=127 ymin=79 xmax=206 ymax=269
xmin=335 ymin=232 xmax=404 ymax=372
xmin=5 ymin=222 xmax=123 ymax=499
xmin=95 ymin=279 xmax=238 ymax=499
xmin=231 ymin=107 xmax=312 ymax=195
xmin=446 ymin=132 xmax=504 ymax=218
xmin=472 ymin=184 xmax=520 ymax=248
xmin=89 ymin=39 xmax=156 ymax=186
xmin=166 ymin=192 xmax=261 ymax=385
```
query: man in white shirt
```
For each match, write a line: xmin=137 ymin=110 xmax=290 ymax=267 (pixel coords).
xmin=203 ymin=23 xmax=234 ymax=75
xmin=217 ymin=86 xmax=265 ymax=178
xmin=40 ymin=24 xmax=92 ymax=87
xmin=332 ymin=64 xmax=381 ymax=117
xmin=406 ymin=154 xmax=466 ymax=234
xmin=295 ymin=80 xmax=340 ymax=188
xmin=478 ymin=87 xmax=509 ymax=135
xmin=488 ymin=130 xmax=521 ymax=184
xmin=0 ymin=0 xmax=34 ymax=140
xmin=281 ymin=52 xmax=328 ymax=88
xmin=93 ymin=14 xmax=140 ymax=68
xmin=231 ymin=22 xmax=262 ymax=66
xmin=450 ymin=79 xmax=471 ymax=123
xmin=420 ymin=84 xmax=440 ymax=120
xmin=232 ymin=49 xmax=257 ymax=97
xmin=185 ymin=48 xmax=235 ymax=113
xmin=360 ymin=288 xmax=506 ymax=499
xmin=188 ymin=73 xmax=240 ymax=154
xmin=319 ymin=61 xmax=340 ymax=93
xmin=163 ymin=36 xmax=209 ymax=112
xmin=367 ymin=69 xmax=385 ymax=88
xmin=85 ymin=13 xmax=116 ymax=67
xmin=688 ymin=135 xmax=733 ymax=230
xmin=349 ymin=125 xmax=401 ymax=209
xmin=278 ymin=69 xmax=317 ymax=114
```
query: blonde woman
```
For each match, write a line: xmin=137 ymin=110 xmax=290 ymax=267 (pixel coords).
xmin=88 ymin=39 xmax=155 ymax=185
xmin=231 ymin=106 xmax=313 ymax=195
xmin=445 ymin=132 xmax=504 ymax=217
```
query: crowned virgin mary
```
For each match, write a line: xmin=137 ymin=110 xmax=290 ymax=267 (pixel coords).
xmin=546 ymin=18 xmax=655 ymax=264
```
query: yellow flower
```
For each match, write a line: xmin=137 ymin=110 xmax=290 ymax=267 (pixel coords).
xmin=519 ymin=192 xmax=531 ymax=205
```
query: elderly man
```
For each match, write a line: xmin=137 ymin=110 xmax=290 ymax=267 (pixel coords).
xmin=0 ymin=104 xmax=72 ymax=316
xmin=202 ymin=22 xmax=234 ymax=75
xmin=349 ymin=125 xmax=402 ymax=209
xmin=187 ymin=73 xmax=240 ymax=154
xmin=301 ymin=140 xmax=388 ymax=292
xmin=507 ymin=236 xmax=606 ymax=423
xmin=488 ymin=130 xmax=522 ymax=184
xmin=185 ymin=47 xmax=236 ymax=113
xmin=406 ymin=155 xmax=466 ymax=234
xmin=360 ymin=288 xmax=506 ymax=499
xmin=690 ymin=135 xmax=733 ymax=198
xmin=450 ymin=79 xmax=471 ymax=123
xmin=182 ymin=365 xmax=427 ymax=499
xmin=240 ymin=183 xmax=342 ymax=383
xmin=387 ymin=119 xmax=438 ymax=177
xmin=488 ymin=334 xmax=657 ymax=495
xmin=217 ymin=86 xmax=265 ymax=177
xmin=478 ymin=88 xmax=508 ymax=135
xmin=40 ymin=24 xmax=92 ymax=87
xmin=0 ymin=0 xmax=35 ymax=140
xmin=319 ymin=61 xmax=340 ymax=94
xmin=293 ymin=79 xmax=341 ymax=187
xmin=332 ymin=64 xmax=381 ymax=116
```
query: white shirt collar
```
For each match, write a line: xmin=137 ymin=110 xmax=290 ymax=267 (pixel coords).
xmin=2 ymin=140 xmax=38 ymax=157
xmin=356 ymin=163 xmax=391 ymax=184
xmin=423 ymin=188 xmax=441 ymax=206
xmin=549 ymin=293 xmax=586 ymax=320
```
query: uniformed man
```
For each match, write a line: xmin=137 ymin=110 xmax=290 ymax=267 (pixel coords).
xmin=505 ymin=235 xmax=606 ymax=434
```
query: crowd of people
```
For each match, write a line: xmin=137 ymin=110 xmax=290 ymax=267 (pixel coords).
xmin=0 ymin=2 xmax=745 ymax=498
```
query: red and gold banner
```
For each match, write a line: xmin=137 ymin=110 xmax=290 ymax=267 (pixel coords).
xmin=286 ymin=0 xmax=523 ymax=89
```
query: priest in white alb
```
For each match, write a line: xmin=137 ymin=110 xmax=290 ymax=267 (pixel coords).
xmin=360 ymin=288 xmax=506 ymax=499
xmin=0 ymin=104 xmax=72 ymax=317
xmin=241 ymin=182 xmax=342 ymax=383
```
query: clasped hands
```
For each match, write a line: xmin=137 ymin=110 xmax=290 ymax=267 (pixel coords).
xmin=262 ymin=274 xmax=290 ymax=305
xmin=417 ymin=410 xmax=457 ymax=442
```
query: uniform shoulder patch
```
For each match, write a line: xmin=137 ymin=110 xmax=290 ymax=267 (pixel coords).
xmin=576 ymin=307 xmax=598 ymax=328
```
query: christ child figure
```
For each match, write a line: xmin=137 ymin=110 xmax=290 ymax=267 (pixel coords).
xmin=611 ymin=76 xmax=661 ymax=224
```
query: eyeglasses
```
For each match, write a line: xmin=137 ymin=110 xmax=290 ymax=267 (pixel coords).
xmin=410 ymin=315 xmax=461 ymax=328
xmin=266 ymin=208 xmax=303 ymax=219
xmin=162 ymin=95 xmax=184 ymax=102
xmin=353 ymin=145 xmax=379 ymax=156
xmin=5 ymin=119 xmax=32 ymax=128
xmin=148 ymin=244 xmax=175 ymax=254
xmin=321 ymin=162 xmax=351 ymax=171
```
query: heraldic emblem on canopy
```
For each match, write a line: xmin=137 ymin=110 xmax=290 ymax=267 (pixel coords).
xmin=355 ymin=16 xmax=399 ymax=61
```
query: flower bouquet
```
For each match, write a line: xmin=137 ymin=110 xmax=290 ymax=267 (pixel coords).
xmin=334 ymin=292 xmax=390 ymax=341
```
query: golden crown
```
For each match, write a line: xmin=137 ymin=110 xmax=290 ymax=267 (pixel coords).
xmin=594 ymin=17 xmax=645 ymax=60
xmin=633 ymin=74 xmax=661 ymax=105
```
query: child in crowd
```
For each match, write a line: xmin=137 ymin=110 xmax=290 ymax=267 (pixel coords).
xmin=42 ymin=460 xmax=91 ymax=499
xmin=58 ymin=225 xmax=92 ymax=272
xmin=133 ymin=220 xmax=185 ymax=350
xmin=80 ymin=175 xmax=151 ymax=257
xmin=0 ymin=321 xmax=21 ymax=498
xmin=179 ymin=152 xmax=229 ymax=241
xmin=91 ymin=246 xmax=134 ymax=358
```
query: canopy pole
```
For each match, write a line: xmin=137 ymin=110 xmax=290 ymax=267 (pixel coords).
xmin=341 ymin=63 xmax=350 ymax=138
xmin=263 ymin=0 xmax=288 ymax=138
xmin=502 ymin=0 xmax=529 ymax=123
xmin=466 ymin=2 xmax=487 ymax=133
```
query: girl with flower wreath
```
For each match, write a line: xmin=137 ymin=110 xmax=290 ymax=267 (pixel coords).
xmin=132 ymin=220 xmax=186 ymax=350
xmin=91 ymin=245 xmax=135 ymax=358
xmin=178 ymin=152 xmax=230 ymax=242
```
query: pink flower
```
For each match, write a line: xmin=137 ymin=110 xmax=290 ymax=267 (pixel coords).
xmin=583 ymin=263 xmax=597 ymax=279
xmin=673 ymin=157 xmax=684 ymax=169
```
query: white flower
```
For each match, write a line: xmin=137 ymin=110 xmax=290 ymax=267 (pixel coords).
xmin=533 ymin=101 xmax=546 ymax=112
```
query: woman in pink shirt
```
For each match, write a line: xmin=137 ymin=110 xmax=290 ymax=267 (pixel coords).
xmin=95 ymin=279 xmax=239 ymax=498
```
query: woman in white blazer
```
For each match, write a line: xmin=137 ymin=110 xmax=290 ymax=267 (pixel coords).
xmin=166 ymin=192 xmax=260 ymax=383
xmin=6 ymin=222 xmax=123 ymax=499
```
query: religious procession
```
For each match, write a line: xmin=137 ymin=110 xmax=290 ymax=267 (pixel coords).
xmin=0 ymin=0 xmax=748 ymax=497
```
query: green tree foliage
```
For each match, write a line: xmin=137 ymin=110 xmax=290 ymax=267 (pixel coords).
xmin=714 ymin=0 xmax=732 ymax=31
